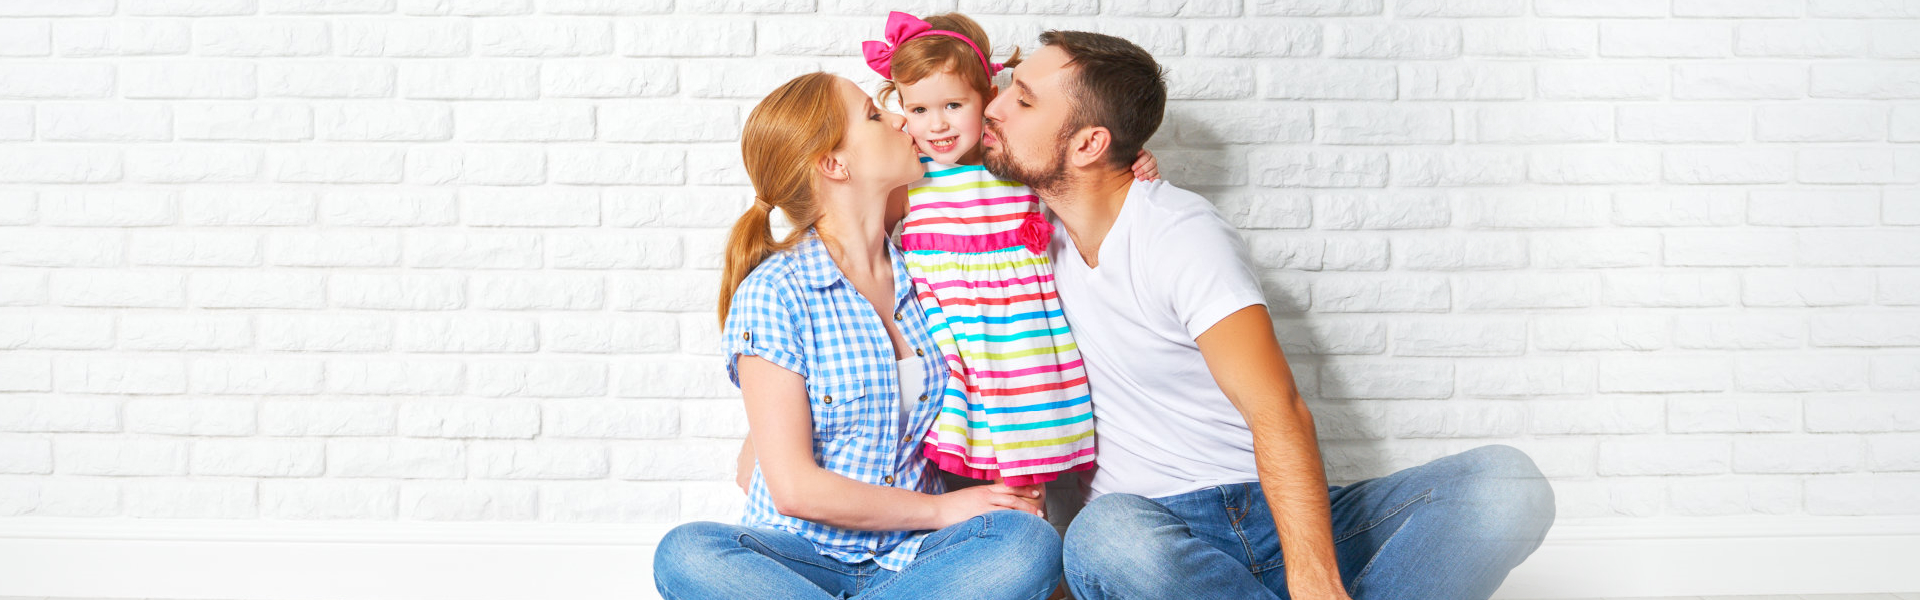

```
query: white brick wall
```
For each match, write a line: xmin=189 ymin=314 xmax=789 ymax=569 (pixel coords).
xmin=0 ymin=0 xmax=1916 ymax=534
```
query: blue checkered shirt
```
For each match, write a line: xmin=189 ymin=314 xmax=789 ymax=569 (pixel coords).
xmin=723 ymin=231 xmax=949 ymax=571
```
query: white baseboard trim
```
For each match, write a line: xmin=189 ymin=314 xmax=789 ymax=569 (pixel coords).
xmin=1 ymin=516 xmax=1915 ymax=600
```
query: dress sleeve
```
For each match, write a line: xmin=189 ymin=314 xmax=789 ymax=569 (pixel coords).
xmin=720 ymin=271 xmax=808 ymax=387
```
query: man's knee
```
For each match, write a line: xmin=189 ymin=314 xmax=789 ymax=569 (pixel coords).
xmin=1452 ymin=445 xmax=1556 ymax=536
xmin=1063 ymin=494 xmax=1175 ymax=571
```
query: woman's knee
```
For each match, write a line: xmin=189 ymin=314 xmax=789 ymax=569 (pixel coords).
xmin=654 ymin=521 xmax=735 ymax=573
xmin=979 ymin=509 xmax=1063 ymax=563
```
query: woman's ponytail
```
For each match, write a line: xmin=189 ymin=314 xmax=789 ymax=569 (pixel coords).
xmin=717 ymin=199 xmax=778 ymax=325
xmin=716 ymin=73 xmax=846 ymax=325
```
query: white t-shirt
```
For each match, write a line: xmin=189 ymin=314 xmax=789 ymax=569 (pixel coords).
xmin=1048 ymin=179 xmax=1268 ymax=500
xmin=896 ymin=356 xmax=925 ymax=435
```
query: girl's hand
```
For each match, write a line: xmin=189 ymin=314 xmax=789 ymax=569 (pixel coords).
xmin=932 ymin=482 xmax=1043 ymax=529
xmin=1130 ymin=148 xmax=1160 ymax=182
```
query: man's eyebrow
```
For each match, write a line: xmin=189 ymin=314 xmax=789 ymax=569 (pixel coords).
xmin=1015 ymin=79 xmax=1033 ymax=98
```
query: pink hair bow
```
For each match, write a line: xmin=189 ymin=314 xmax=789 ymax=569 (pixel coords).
xmin=862 ymin=11 xmax=1003 ymax=80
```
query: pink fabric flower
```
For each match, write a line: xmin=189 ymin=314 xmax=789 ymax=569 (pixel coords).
xmin=1017 ymin=212 xmax=1053 ymax=256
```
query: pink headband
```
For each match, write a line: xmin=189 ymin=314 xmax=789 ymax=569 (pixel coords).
xmin=862 ymin=11 xmax=1004 ymax=80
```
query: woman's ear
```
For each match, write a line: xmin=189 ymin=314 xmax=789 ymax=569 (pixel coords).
xmin=817 ymin=152 xmax=850 ymax=183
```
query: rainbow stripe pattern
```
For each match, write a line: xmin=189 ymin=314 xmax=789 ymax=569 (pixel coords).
xmin=900 ymin=156 xmax=1096 ymax=487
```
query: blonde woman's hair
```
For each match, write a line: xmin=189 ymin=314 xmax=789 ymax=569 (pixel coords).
xmin=717 ymin=72 xmax=846 ymax=325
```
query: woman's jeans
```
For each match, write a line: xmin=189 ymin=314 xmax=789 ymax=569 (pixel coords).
xmin=1063 ymin=444 xmax=1557 ymax=600
xmin=654 ymin=509 xmax=1062 ymax=600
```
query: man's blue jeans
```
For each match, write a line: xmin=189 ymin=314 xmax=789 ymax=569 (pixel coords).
xmin=654 ymin=509 xmax=1062 ymax=600
xmin=1063 ymin=444 xmax=1556 ymax=600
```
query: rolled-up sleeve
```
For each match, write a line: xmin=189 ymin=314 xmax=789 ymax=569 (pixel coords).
xmin=721 ymin=271 xmax=808 ymax=387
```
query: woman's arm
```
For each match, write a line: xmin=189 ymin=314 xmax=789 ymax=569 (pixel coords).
xmin=739 ymin=355 xmax=1040 ymax=531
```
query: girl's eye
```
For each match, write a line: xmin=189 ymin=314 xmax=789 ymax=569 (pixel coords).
xmin=911 ymin=107 xmax=925 ymax=114
xmin=947 ymin=102 xmax=961 ymax=110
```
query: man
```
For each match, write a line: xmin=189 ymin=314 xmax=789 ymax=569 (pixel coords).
xmin=979 ymin=31 xmax=1556 ymax=600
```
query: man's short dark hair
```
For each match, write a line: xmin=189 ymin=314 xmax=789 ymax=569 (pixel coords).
xmin=1037 ymin=30 xmax=1167 ymax=171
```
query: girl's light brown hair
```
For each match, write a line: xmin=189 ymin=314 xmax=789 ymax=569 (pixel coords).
xmin=718 ymin=72 xmax=845 ymax=325
xmin=875 ymin=13 xmax=1021 ymax=110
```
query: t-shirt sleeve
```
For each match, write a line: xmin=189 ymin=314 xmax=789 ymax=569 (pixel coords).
xmin=720 ymin=272 xmax=807 ymax=387
xmin=1148 ymin=210 xmax=1268 ymax=341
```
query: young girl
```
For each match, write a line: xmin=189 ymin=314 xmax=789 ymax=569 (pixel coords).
xmin=863 ymin=12 xmax=1158 ymax=495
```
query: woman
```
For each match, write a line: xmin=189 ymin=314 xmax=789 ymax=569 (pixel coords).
xmin=651 ymin=72 xmax=1062 ymax=599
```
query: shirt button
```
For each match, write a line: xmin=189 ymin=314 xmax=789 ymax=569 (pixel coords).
xmin=822 ymin=395 xmax=833 ymax=404
xmin=884 ymin=476 xmax=895 ymax=485
xmin=742 ymin=331 xmax=751 ymax=341
xmin=915 ymin=348 xmax=924 ymax=357
xmin=893 ymin=311 xmax=903 ymax=321
xmin=902 ymin=434 xmax=913 ymax=444
xmin=918 ymin=393 xmax=928 ymax=402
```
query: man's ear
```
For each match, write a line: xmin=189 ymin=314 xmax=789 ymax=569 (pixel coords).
xmin=1068 ymin=126 xmax=1113 ymax=169
xmin=817 ymin=151 xmax=850 ymax=183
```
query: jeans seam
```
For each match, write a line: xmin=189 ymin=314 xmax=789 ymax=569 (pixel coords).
xmin=1064 ymin=567 xmax=1103 ymax=600
xmin=1350 ymin=493 xmax=1427 ymax=585
xmin=1332 ymin=488 xmax=1433 ymax=545
xmin=733 ymin=530 xmax=860 ymax=577
xmin=856 ymin=514 xmax=995 ymax=598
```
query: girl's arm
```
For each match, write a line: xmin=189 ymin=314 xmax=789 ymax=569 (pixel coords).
xmin=739 ymin=355 xmax=1041 ymax=531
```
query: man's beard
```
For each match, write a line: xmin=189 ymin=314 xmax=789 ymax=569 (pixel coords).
xmin=982 ymin=121 xmax=1072 ymax=195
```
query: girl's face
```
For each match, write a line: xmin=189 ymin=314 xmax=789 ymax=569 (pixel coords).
xmin=897 ymin=69 xmax=993 ymax=165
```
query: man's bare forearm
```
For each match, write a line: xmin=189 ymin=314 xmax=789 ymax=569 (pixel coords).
xmin=1254 ymin=396 xmax=1345 ymax=596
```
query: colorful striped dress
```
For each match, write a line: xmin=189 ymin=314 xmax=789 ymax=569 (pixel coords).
xmin=900 ymin=156 xmax=1096 ymax=487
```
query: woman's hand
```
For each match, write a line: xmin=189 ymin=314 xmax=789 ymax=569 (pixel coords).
xmin=932 ymin=483 xmax=1044 ymax=529
xmin=1131 ymin=148 xmax=1160 ymax=181
xmin=735 ymin=437 xmax=755 ymax=494
xmin=1006 ymin=481 xmax=1046 ymax=514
